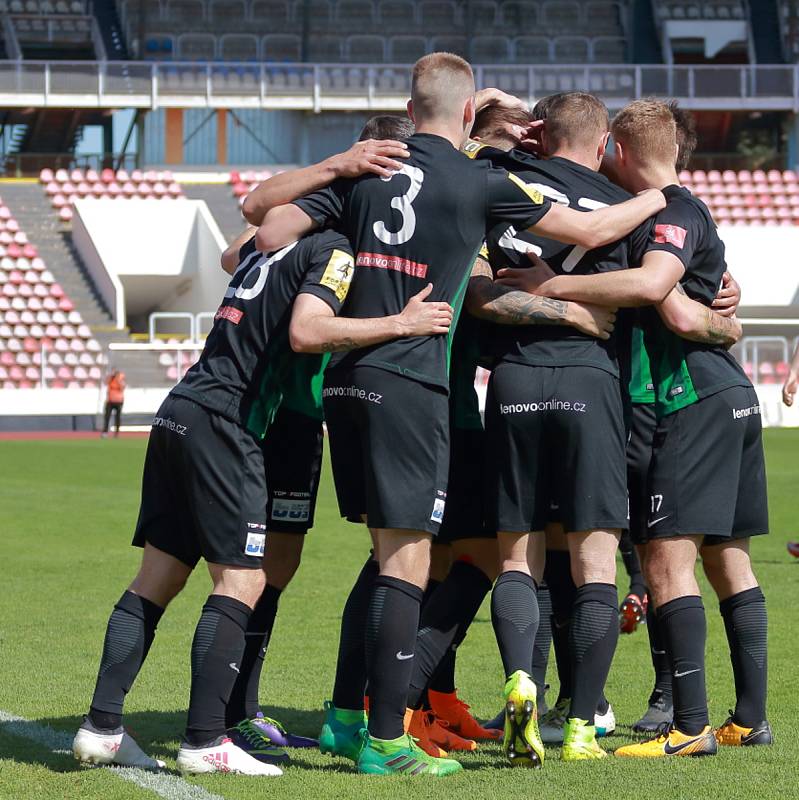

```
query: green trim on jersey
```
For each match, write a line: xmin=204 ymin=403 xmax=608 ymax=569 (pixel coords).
xmin=280 ymin=353 xmax=329 ymax=421
xmin=246 ymin=330 xmax=290 ymax=438
xmin=628 ymin=326 xmax=656 ymax=404
xmin=446 ymin=245 xmax=481 ymax=375
xmin=646 ymin=324 xmax=700 ymax=416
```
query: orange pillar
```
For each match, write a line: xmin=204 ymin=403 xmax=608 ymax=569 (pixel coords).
xmin=165 ymin=108 xmax=184 ymax=164
xmin=216 ymin=109 xmax=227 ymax=166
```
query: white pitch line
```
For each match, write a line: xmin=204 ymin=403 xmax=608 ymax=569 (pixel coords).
xmin=0 ymin=710 xmax=225 ymax=800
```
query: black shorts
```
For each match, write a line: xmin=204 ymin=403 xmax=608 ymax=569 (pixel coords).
xmin=322 ymin=365 xmax=449 ymax=535
xmin=645 ymin=385 xmax=769 ymax=544
xmin=485 ymin=362 xmax=628 ymax=534
xmin=437 ymin=427 xmax=496 ymax=543
xmin=627 ymin=402 xmax=657 ymax=545
xmin=262 ymin=406 xmax=324 ymax=535
xmin=132 ymin=394 xmax=267 ymax=569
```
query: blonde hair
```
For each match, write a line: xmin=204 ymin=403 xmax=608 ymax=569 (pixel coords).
xmin=545 ymin=92 xmax=609 ymax=151
xmin=611 ymin=98 xmax=677 ymax=164
xmin=411 ymin=52 xmax=475 ymax=123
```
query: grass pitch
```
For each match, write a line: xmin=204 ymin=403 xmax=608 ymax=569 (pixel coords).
xmin=0 ymin=431 xmax=797 ymax=800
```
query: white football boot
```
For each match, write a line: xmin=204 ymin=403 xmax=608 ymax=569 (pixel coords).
xmin=594 ymin=703 xmax=616 ymax=737
xmin=176 ymin=735 xmax=283 ymax=776
xmin=73 ymin=719 xmax=165 ymax=770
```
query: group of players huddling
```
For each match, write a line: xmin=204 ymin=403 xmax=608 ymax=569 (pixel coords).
xmin=71 ymin=52 xmax=772 ymax=777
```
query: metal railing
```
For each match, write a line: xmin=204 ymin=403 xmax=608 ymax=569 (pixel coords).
xmin=0 ymin=60 xmax=794 ymax=111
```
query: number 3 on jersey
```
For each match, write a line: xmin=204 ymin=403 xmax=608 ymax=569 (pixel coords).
xmin=373 ymin=165 xmax=424 ymax=246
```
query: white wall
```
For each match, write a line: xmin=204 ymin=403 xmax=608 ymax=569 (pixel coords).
xmin=72 ymin=199 xmax=230 ymax=328
xmin=718 ymin=226 xmax=799 ymax=308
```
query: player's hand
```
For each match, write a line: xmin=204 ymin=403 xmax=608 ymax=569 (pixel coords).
xmin=495 ymin=253 xmax=557 ymax=294
xmin=517 ymin=119 xmax=545 ymax=157
xmin=475 ymin=88 xmax=528 ymax=113
xmin=331 ymin=139 xmax=409 ymax=179
xmin=397 ymin=283 xmax=454 ymax=337
xmin=712 ymin=270 xmax=741 ymax=317
xmin=783 ymin=372 xmax=798 ymax=407
xmin=567 ymin=301 xmax=617 ymax=340
xmin=637 ymin=187 xmax=667 ymax=212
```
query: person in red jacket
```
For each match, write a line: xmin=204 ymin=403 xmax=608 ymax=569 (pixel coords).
xmin=102 ymin=369 xmax=126 ymax=438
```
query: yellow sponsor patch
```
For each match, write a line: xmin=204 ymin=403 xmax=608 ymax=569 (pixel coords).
xmin=478 ymin=241 xmax=489 ymax=260
xmin=320 ymin=248 xmax=355 ymax=302
xmin=462 ymin=139 xmax=487 ymax=159
xmin=507 ymin=171 xmax=545 ymax=205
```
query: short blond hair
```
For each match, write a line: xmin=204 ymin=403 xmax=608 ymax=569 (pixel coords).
xmin=611 ymin=98 xmax=677 ymax=164
xmin=545 ymin=92 xmax=609 ymax=151
xmin=411 ymin=52 xmax=475 ymax=123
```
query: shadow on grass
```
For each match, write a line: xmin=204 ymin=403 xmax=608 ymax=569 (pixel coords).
xmin=3 ymin=705 xmax=326 ymax=772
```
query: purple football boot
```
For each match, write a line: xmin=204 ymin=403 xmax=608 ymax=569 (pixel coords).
xmin=253 ymin=713 xmax=318 ymax=748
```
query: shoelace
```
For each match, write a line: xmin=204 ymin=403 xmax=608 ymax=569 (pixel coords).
xmin=260 ymin=716 xmax=288 ymax=735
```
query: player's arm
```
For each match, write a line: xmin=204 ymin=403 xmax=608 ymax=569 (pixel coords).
xmin=656 ymin=283 xmax=742 ymax=347
xmin=241 ymin=139 xmax=409 ymax=225
xmin=465 ymin=256 xmax=616 ymax=340
xmin=497 ymin=249 xmax=685 ymax=308
xmin=289 ymin=284 xmax=453 ymax=353
xmin=221 ymin=225 xmax=257 ymax=275
xmin=783 ymin=342 xmax=799 ymax=407
xmin=527 ymin=189 xmax=666 ymax=249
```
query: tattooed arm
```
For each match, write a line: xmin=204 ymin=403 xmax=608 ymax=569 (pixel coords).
xmin=289 ymin=284 xmax=453 ymax=354
xmin=656 ymin=282 xmax=742 ymax=347
xmin=465 ymin=257 xmax=617 ymax=340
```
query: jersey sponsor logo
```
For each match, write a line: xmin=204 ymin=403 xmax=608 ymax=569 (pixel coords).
xmin=732 ymin=404 xmax=760 ymax=420
xmin=152 ymin=416 xmax=188 ymax=436
xmin=215 ymin=305 xmax=243 ymax=325
xmin=462 ymin=139 xmax=487 ymax=159
xmin=322 ymin=384 xmax=382 ymax=404
xmin=356 ymin=251 xmax=428 ymax=279
xmin=244 ymin=531 xmax=266 ymax=557
xmin=499 ymin=399 xmax=587 ymax=414
xmin=430 ymin=490 xmax=446 ymax=524
xmin=270 ymin=498 xmax=311 ymax=523
xmin=654 ymin=224 xmax=687 ymax=249
xmin=320 ymin=248 xmax=355 ymax=302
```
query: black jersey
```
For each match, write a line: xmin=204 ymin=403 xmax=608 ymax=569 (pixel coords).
xmin=479 ymin=148 xmax=652 ymax=377
xmin=641 ymin=184 xmax=750 ymax=416
xmin=293 ymin=132 xmax=551 ymax=390
xmin=171 ymin=230 xmax=354 ymax=436
xmin=448 ymin=310 xmax=484 ymax=432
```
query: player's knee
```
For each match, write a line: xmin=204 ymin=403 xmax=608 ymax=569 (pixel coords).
xmin=210 ymin=565 xmax=266 ymax=608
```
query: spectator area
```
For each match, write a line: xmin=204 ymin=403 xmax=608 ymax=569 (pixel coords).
xmin=40 ymin=168 xmax=185 ymax=223
xmin=681 ymin=168 xmax=799 ymax=226
xmin=122 ymin=0 xmax=629 ymax=63
xmin=0 ymin=198 xmax=103 ymax=389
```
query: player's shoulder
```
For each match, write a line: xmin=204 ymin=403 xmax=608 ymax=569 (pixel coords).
xmin=301 ymin=228 xmax=354 ymax=258
xmin=662 ymin=185 xmax=713 ymax=229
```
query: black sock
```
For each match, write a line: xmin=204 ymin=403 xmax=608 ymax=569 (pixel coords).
xmin=422 ymin=578 xmax=441 ymax=608
xmin=658 ymin=595 xmax=709 ymax=735
xmin=89 ymin=591 xmax=164 ymax=730
xmin=332 ymin=557 xmax=379 ymax=710
xmin=568 ymin=583 xmax=618 ymax=722
xmin=407 ymin=560 xmax=491 ymax=707
xmin=225 ymin=584 xmax=282 ymax=727
xmin=185 ymin=595 xmax=251 ymax=746
xmin=491 ymin=570 xmax=539 ymax=678
xmin=646 ymin=597 xmax=672 ymax=700
xmin=531 ymin=582 xmax=552 ymax=697
xmin=545 ymin=550 xmax=576 ymax=701
xmin=428 ymin=648 xmax=457 ymax=695
xmin=365 ymin=575 xmax=423 ymax=740
xmin=719 ymin=587 xmax=768 ymax=726
xmin=619 ymin=531 xmax=646 ymax=599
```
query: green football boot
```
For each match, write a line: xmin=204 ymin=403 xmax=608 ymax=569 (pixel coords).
xmin=319 ymin=701 xmax=367 ymax=762
xmin=561 ymin=717 xmax=608 ymax=761
xmin=357 ymin=731 xmax=462 ymax=776
xmin=503 ymin=670 xmax=544 ymax=768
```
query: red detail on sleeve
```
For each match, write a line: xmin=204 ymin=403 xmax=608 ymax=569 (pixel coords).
xmin=654 ymin=224 xmax=687 ymax=249
xmin=215 ymin=306 xmax=243 ymax=324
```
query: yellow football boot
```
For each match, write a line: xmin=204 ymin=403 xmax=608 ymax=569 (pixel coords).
xmin=615 ymin=725 xmax=717 ymax=758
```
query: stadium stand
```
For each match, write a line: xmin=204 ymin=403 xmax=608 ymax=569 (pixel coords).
xmin=680 ymin=167 xmax=799 ymax=226
xmin=0 ymin=196 xmax=104 ymax=389
xmin=39 ymin=168 xmax=185 ymax=224
xmin=780 ymin=0 xmax=799 ymax=61
xmin=119 ymin=0 xmax=630 ymax=63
